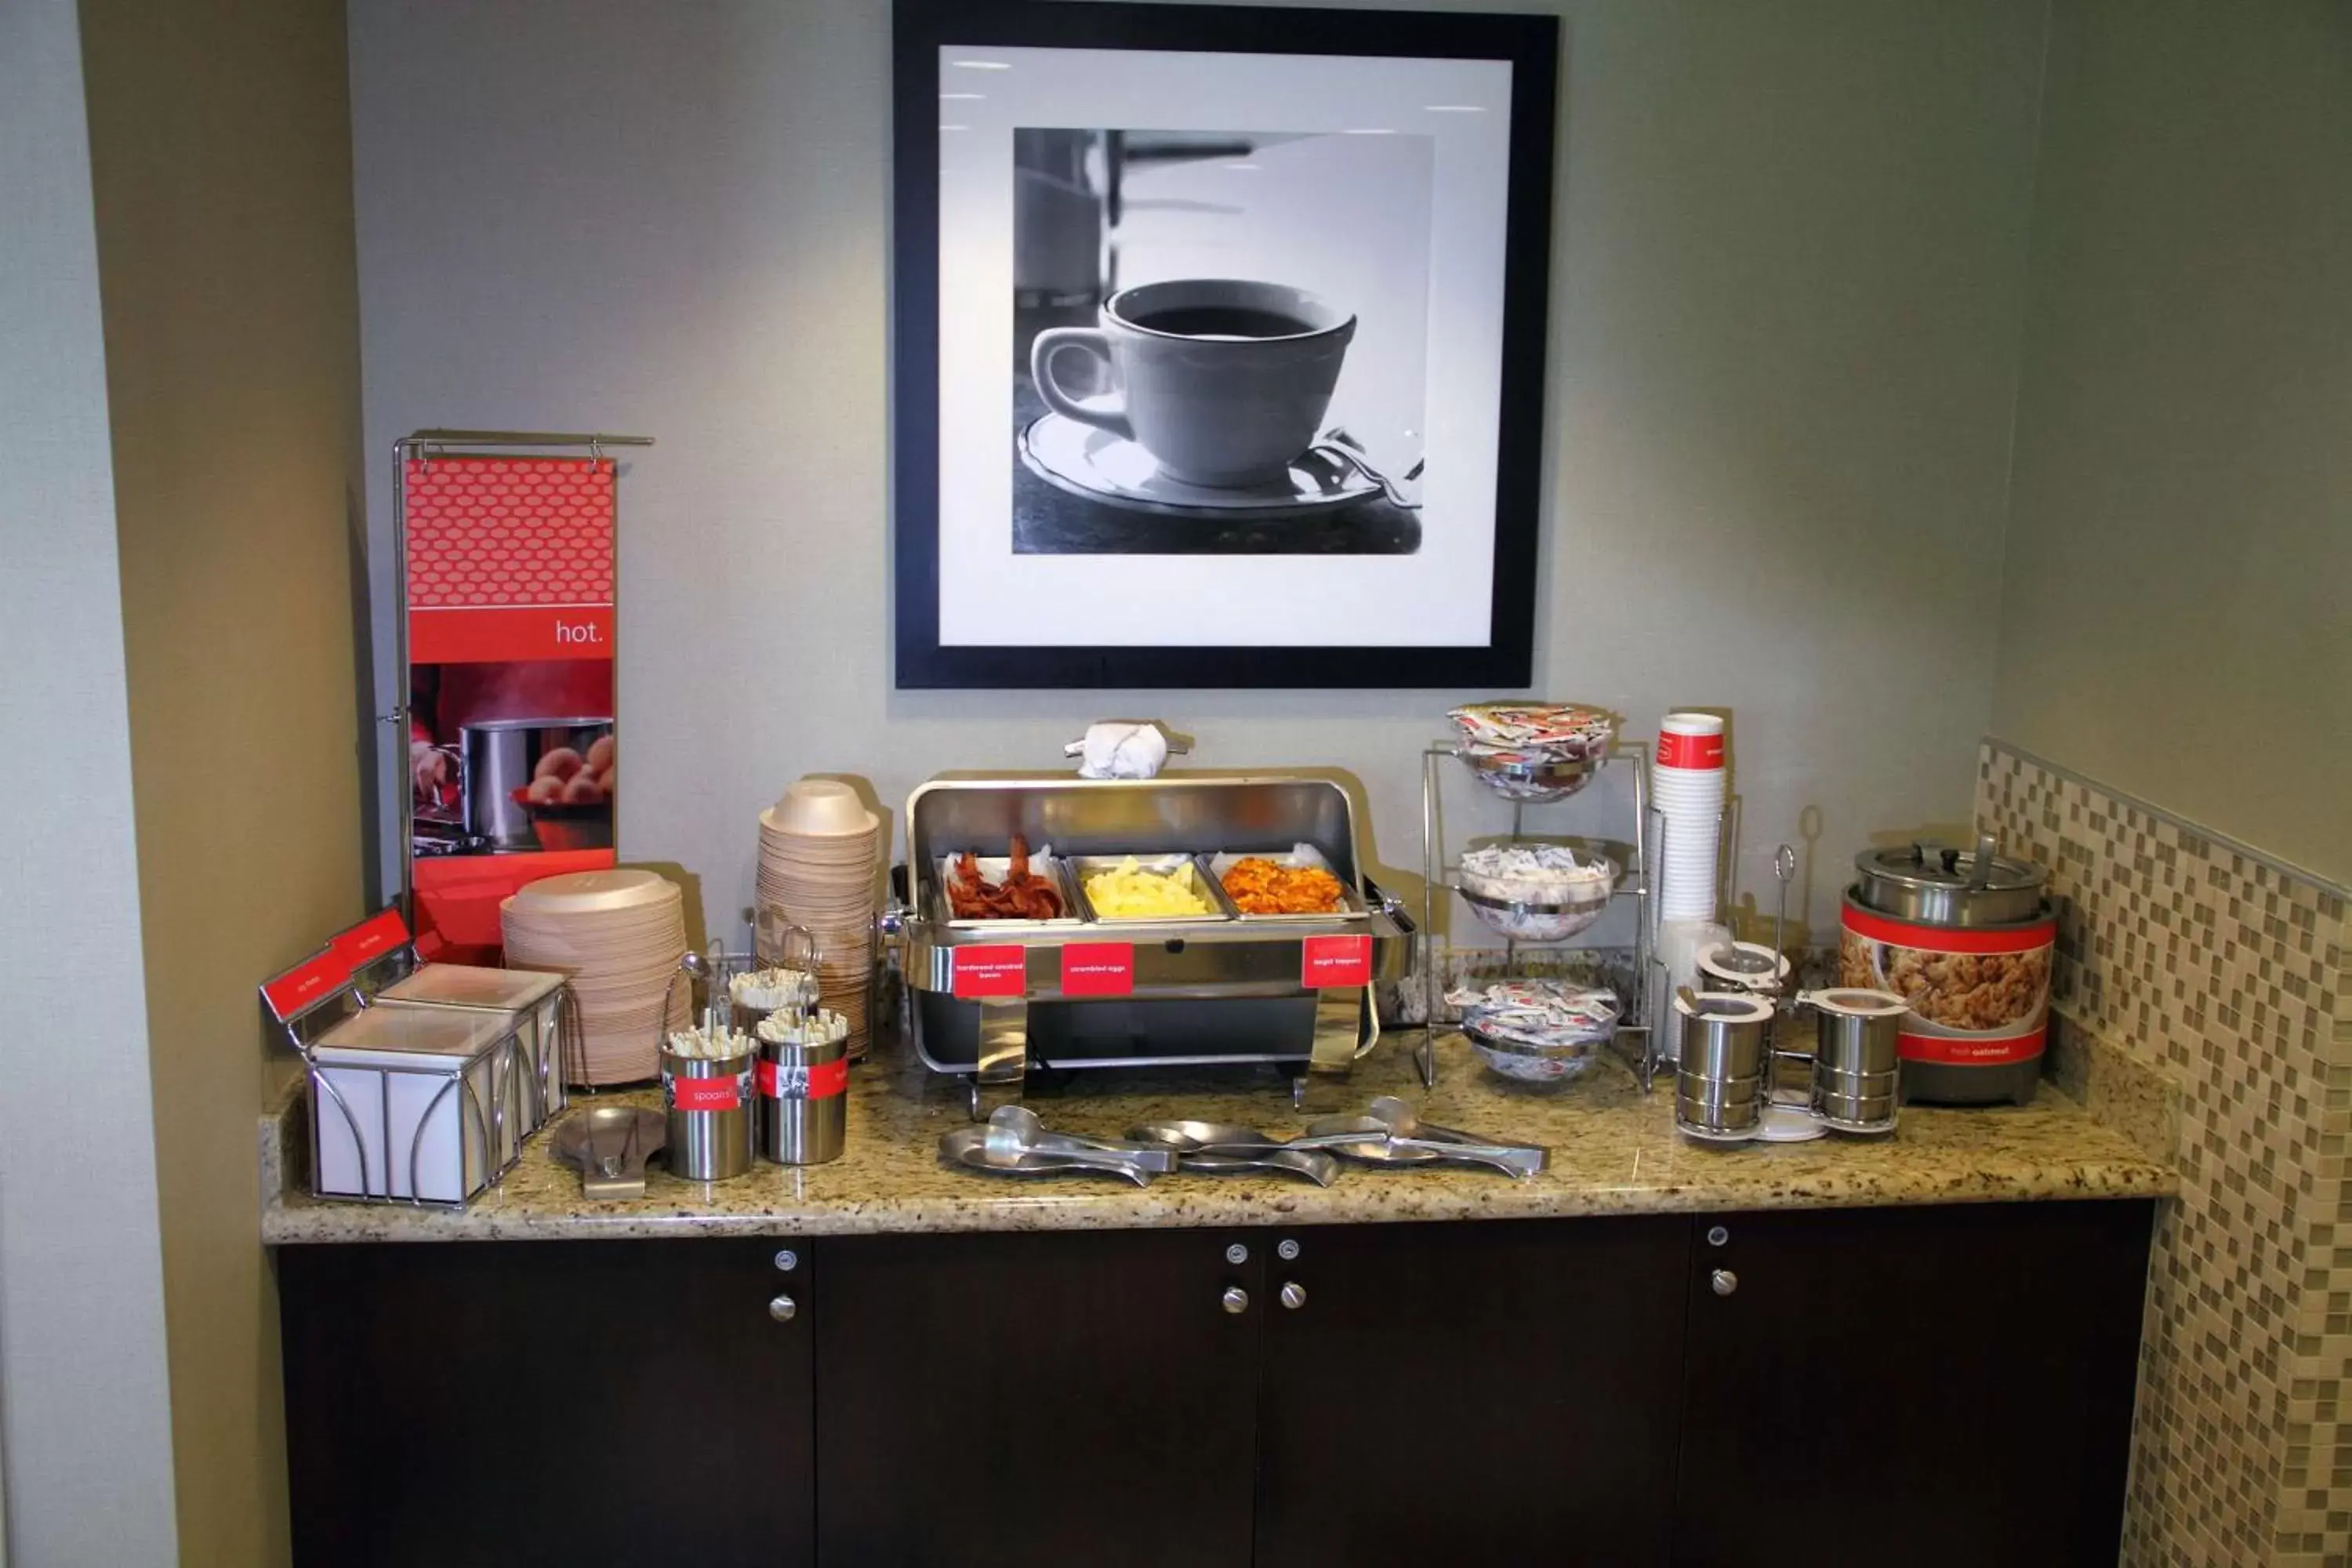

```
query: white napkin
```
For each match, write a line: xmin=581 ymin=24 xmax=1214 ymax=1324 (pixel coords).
xmin=1077 ymin=722 xmax=1170 ymax=780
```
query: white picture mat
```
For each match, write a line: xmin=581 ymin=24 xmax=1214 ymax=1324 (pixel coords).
xmin=935 ymin=45 xmax=1515 ymax=648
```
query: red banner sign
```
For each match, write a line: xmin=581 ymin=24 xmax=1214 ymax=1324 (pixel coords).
xmin=1301 ymin=935 xmax=1374 ymax=989
xmin=1060 ymin=942 xmax=1135 ymax=997
xmin=333 ymin=908 xmax=411 ymax=969
xmin=407 ymin=605 xmax=615 ymax=665
xmin=953 ymin=946 xmax=1028 ymax=999
xmin=262 ymin=950 xmax=350 ymax=1020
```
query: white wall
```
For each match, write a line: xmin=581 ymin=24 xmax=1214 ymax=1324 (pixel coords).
xmin=0 ymin=2 xmax=180 ymax=1562
xmin=1992 ymin=0 xmax=2352 ymax=882
xmin=350 ymin=0 xmax=2049 ymax=942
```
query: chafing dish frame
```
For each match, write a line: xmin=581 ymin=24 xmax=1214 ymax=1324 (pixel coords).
xmin=893 ymin=774 xmax=1413 ymax=1095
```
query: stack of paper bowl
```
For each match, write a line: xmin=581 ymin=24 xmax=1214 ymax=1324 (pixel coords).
xmin=757 ymin=779 xmax=883 ymax=1058
xmin=1653 ymin=711 xmax=1727 ymax=922
xmin=500 ymin=869 xmax=688 ymax=1085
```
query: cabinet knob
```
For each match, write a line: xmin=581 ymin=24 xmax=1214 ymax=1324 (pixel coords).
xmin=1710 ymin=1269 xmax=1737 ymax=1298
xmin=1279 ymin=1280 xmax=1307 ymax=1311
xmin=1221 ymin=1286 xmax=1250 ymax=1316
xmin=769 ymin=1294 xmax=799 ymax=1323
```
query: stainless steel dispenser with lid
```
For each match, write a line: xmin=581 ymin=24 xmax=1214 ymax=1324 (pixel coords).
xmin=1840 ymin=833 xmax=2056 ymax=1105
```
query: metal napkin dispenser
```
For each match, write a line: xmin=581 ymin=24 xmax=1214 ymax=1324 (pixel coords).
xmin=889 ymin=774 xmax=1413 ymax=1095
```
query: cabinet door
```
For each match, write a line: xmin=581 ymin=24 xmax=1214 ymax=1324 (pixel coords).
xmin=815 ymin=1228 xmax=1262 ymax=1568
xmin=1673 ymin=1200 xmax=2153 ymax=1568
xmin=1254 ymin=1216 xmax=1691 ymax=1567
xmin=278 ymin=1239 xmax=812 ymax=1567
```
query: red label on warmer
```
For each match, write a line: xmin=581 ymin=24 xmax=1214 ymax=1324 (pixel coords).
xmin=333 ymin=908 xmax=410 ymax=968
xmin=757 ymin=1057 xmax=849 ymax=1099
xmin=1900 ymin=1026 xmax=2045 ymax=1066
xmin=1301 ymin=935 xmax=1374 ymax=989
xmin=1060 ymin=942 xmax=1134 ymax=997
xmin=952 ymin=945 xmax=1028 ymax=999
xmin=1657 ymin=730 xmax=1725 ymax=770
xmin=671 ymin=1073 xmax=742 ymax=1112
xmin=261 ymin=950 xmax=351 ymax=1019
xmin=1842 ymin=906 xmax=2056 ymax=954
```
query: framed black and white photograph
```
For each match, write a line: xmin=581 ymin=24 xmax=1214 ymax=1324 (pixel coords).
xmin=891 ymin=0 xmax=1559 ymax=688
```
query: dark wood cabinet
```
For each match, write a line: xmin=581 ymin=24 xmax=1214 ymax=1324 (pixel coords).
xmin=1671 ymin=1200 xmax=2153 ymax=1568
xmin=814 ymin=1227 xmax=1265 ymax=1568
xmin=278 ymin=1237 xmax=812 ymax=1568
xmin=1252 ymin=1215 xmax=1689 ymax=1566
xmin=275 ymin=1200 xmax=2153 ymax=1567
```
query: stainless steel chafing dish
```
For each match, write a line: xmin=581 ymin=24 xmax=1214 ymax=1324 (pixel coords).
xmin=887 ymin=774 xmax=1414 ymax=1099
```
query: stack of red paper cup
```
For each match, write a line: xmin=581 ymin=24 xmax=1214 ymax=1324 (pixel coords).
xmin=1653 ymin=712 xmax=1726 ymax=922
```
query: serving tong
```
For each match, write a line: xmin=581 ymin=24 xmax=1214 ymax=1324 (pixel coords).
xmin=938 ymin=1102 xmax=1551 ymax=1185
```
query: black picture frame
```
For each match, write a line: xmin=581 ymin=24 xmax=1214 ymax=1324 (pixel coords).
xmin=891 ymin=0 xmax=1559 ymax=689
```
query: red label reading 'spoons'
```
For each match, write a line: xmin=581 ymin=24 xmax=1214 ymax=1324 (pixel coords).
xmin=671 ymin=1074 xmax=742 ymax=1112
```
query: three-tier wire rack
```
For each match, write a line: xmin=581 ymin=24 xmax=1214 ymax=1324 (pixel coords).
xmin=1417 ymin=739 xmax=1737 ymax=1091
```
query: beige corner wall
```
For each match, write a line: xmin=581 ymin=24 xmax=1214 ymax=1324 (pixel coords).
xmin=77 ymin=0 xmax=368 ymax=1562
xmin=1991 ymin=0 xmax=2352 ymax=882
xmin=0 ymin=1 xmax=178 ymax=1561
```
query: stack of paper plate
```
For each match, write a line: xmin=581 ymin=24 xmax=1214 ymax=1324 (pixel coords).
xmin=757 ymin=779 xmax=884 ymax=1058
xmin=501 ymin=869 xmax=688 ymax=1085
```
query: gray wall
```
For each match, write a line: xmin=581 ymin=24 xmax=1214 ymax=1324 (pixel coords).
xmin=1993 ymin=0 xmax=2352 ymax=881
xmin=351 ymin=0 xmax=2049 ymax=942
xmin=0 ymin=1 xmax=180 ymax=1561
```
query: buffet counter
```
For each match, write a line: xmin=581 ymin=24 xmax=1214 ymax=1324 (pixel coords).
xmin=258 ymin=1031 xmax=2172 ymax=1245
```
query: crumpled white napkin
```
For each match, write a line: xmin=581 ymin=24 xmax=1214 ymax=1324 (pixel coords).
xmin=1077 ymin=722 xmax=1170 ymax=780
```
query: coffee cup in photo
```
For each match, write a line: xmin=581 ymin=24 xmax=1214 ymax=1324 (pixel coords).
xmin=1029 ymin=278 xmax=1356 ymax=488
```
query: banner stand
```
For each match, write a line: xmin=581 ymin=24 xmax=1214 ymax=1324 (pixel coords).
xmin=388 ymin=430 xmax=653 ymax=960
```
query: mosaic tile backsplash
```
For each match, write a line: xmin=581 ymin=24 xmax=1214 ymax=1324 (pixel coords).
xmin=1978 ymin=742 xmax=2352 ymax=1568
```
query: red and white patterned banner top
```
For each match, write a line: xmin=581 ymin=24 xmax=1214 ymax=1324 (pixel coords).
xmin=404 ymin=456 xmax=615 ymax=608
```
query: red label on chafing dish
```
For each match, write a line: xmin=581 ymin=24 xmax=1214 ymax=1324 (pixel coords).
xmin=1657 ymin=731 xmax=1725 ymax=769
xmin=1899 ymin=1026 xmax=2045 ymax=1066
xmin=1301 ymin=935 xmax=1374 ymax=989
xmin=953 ymin=946 xmax=1028 ymax=999
xmin=757 ymin=1057 xmax=849 ymax=1099
xmin=333 ymin=908 xmax=410 ymax=968
xmin=671 ymin=1073 xmax=742 ymax=1112
xmin=1060 ymin=943 xmax=1134 ymax=997
xmin=261 ymin=950 xmax=350 ymax=1019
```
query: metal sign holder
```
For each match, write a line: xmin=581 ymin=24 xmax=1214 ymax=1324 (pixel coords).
xmin=387 ymin=429 xmax=653 ymax=920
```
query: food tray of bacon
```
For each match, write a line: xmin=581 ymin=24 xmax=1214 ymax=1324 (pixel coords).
xmin=933 ymin=834 xmax=1081 ymax=927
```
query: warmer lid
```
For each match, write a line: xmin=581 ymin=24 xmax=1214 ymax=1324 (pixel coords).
xmin=313 ymin=1003 xmax=510 ymax=1065
xmin=381 ymin=962 xmax=563 ymax=1012
xmin=1853 ymin=838 xmax=2046 ymax=899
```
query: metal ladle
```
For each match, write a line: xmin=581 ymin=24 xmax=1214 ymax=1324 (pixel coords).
xmin=983 ymin=1105 xmax=1178 ymax=1178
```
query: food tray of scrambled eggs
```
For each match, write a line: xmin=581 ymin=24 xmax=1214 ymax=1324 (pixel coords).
xmin=1207 ymin=844 xmax=1367 ymax=920
xmin=1067 ymin=854 xmax=1237 ymax=923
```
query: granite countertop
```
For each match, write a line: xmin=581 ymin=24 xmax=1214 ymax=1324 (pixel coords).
xmin=260 ymin=1030 xmax=2173 ymax=1244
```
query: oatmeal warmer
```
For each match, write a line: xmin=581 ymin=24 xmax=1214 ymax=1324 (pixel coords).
xmin=1839 ymin=836 xmax=2055 ymax=1105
